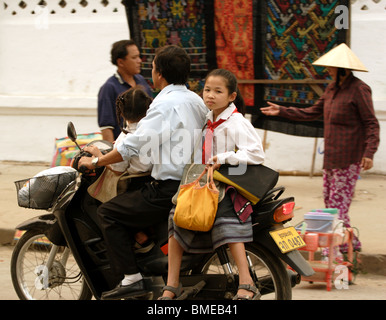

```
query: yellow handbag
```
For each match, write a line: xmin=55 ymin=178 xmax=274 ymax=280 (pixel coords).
xmin=173 ymin=166 xmax=219 ymax=232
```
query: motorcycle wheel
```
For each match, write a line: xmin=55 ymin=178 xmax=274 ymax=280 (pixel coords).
xmin=193 ymin=242 xmax=292 ymax=300
xmin=10 ymin=229 xmax=92 ymax=300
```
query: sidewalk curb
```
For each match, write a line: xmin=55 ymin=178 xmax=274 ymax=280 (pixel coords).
xmin=0 ymin=229 xmax=15 ymax=247
xmin=1 ymin=228 xmax=385 ymax=277
xmin=359 ymin=253 xmax=386 ymax=276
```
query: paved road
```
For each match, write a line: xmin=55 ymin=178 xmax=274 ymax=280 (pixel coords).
xmin=1 ymin=164 xmax=385 ymax=301
xmin=1 ymin=245 xmax=385 ymax=301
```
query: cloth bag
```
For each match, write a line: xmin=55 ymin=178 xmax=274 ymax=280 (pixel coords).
xmin=51 ymin=132 xmax=102 ymax=167
xmin=87 ymin=168 xmax=149 ymax=203
xmin=173 ymin=166 xmax=219 ymax=232
xmin=226 ymin=186 xmax=253 ymax=223
xmin=172 ymin=125 xmax=225 ymax=205
xmin=172 ymin=163 xmax=225 ymax=205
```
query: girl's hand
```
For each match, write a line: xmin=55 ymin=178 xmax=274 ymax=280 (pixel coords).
xmin=260 ymin=101 xmax=281 ymax=116
xmin=84 ymin=145 xmax=103 ymax=157
xmin=207 ymin=156 xmax=221 ymax=171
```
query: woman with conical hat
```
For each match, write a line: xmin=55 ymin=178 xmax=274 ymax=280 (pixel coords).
xmin=261 ymin=43 xmax=380 ymax=252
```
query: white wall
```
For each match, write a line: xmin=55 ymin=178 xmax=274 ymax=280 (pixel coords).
xmin=0 ymin=0 xmax=385 ymax=174
xmin=346 ymin=0 xmax=385 ymax=174
xmin=0 ymin=0 xmax=129 ymax=99
xmin=0 ymin=0 xmax=129 ymax=161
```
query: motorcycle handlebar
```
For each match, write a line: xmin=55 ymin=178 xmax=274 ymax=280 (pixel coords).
xmin=78 ymin=165 xmax=89 ymax=174
xmin=71 ymin=150 xmax=93 ymax=173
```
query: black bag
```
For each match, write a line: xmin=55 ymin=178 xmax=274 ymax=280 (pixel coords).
xmin=213 ymin=164 xmax=279 ymax=205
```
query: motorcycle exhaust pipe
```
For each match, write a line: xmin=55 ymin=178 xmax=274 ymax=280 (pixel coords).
xmin=287 ymin=269 xmax=301 ymax=287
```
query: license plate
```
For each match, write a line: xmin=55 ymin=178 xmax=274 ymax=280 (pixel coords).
xmin=270 ymin=227 xmax=306 ymax=253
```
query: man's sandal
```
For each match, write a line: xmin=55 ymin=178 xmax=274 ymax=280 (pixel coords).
xmin=232 ymin=284 xmax=261 ymax=300
xmin=157 ymin=283 xmax=183 ymax=300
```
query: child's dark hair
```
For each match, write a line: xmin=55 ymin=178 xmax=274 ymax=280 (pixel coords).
xmin=116 ymin=86 xmax=152 ymax=134
xmin=205 ymin=69 xmax=245 ymax=115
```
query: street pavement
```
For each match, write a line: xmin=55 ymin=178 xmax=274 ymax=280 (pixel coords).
xmin=0 ymin=161 xmax=385 ymax=300
xmin=0 ymin=243 xmax=385 ymax=300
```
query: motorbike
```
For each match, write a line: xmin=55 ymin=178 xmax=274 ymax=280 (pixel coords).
xmin=10 ymin=122 xmax=314 ymax=300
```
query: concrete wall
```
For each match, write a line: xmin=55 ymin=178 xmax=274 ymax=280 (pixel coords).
xmin=0 ymin=0 xmax=129 ymax=162
xmin=0 ymin=0 xmax=384 ymax=174
xmin=348 ymin=0 xmax=386 ymax=173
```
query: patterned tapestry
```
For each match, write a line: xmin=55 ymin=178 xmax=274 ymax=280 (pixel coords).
xmin=125 ymin=0 xmax=217 ymax=94
xmin=252 ymin=0 xmax=348 ymax=137
xmin=214 ymin=0 xmax=255 ymax=107
xmin=123 ymin=0 xmax=349 ymax=138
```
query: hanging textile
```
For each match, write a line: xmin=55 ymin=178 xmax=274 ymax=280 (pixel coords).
xmin=124 ymin=0 xmax=217 ymax=94
xmin=252 ymin=0 xmax=349 ymax=138
xmin=213 ymin=0 xmax=255 ymax=107
xmin=123 ymin=0 xmax=349 ymax=138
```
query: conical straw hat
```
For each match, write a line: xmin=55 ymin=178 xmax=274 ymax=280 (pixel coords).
xmin=312 ymin=43 xmax=368 ymax=72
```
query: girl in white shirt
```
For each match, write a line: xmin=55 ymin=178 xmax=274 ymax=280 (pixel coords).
xmin=87 ymin=86 xmax=153 ymax=175
xmin=86 ymin=86 xmax=153 ymax=246
xmin=160 ymin=69 xmax=265 ymax=300
xmin=110 ymin=86 xmax=153 ymax=175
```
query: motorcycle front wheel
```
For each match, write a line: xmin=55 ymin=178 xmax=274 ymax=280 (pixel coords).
xmin=11 ymin=229 xmax=92 ymax=300
xmin=194 ymin=242 xmax=292 ymax=300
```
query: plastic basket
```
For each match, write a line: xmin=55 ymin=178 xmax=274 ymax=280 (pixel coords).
xmin=303 ymin=233 xmax=319 ymax=251
xmin=15 ymin=171 xmax=77 ymax=210
xmin=296 ymin=212 xmax=335 ymax=233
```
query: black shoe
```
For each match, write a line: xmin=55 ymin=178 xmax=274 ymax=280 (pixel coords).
xmin=101 ymin=279 xmax=149 ymax=300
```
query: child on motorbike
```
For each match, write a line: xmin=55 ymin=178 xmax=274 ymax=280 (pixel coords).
xmin=160 ymin=69 xmax=265 ymax=300
xmin=85 ymin=86 xmax=154 ymax=250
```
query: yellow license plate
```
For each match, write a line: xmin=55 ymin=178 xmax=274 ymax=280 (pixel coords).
xmin=270 ymin=227 xmax=306 ymax=253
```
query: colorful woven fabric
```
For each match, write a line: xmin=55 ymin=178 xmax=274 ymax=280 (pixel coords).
xmin=51 ymin=132 xmax=102 ymax=167
xmin=253 ymin=0 xmax=348 ymax=137
xmin=126 ymin=0 xmax=217 ymax=94
xmin=123 ymin=1 xmax=349 ymax=138
xmin=214 ymin=0 xmax=255 ymax=106
xmin=263 ymin=0 xmax=347 ymax=106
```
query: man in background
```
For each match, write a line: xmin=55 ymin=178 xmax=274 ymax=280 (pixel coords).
xmin=98 ymin=40 xmax=153 ymax=142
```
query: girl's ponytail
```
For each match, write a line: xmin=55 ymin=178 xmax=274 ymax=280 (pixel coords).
xmin=234 ymin=86 xmax=245 ymax=115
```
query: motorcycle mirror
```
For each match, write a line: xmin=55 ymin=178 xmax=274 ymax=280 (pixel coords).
xmin=67 ymin=122 xmax=82 ymax=150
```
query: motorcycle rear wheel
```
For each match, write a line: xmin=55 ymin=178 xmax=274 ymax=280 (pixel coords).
xmin=194 ymin=242 xmax=292 ymax=300
xmin=11 ymin=229 xmax=92 ymax=300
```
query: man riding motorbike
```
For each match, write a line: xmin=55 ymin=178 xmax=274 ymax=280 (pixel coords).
xmin=79 ymin=45 xmax=208 ymax=300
